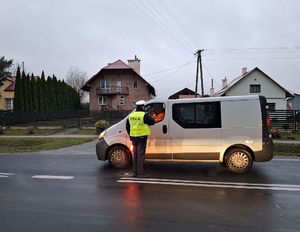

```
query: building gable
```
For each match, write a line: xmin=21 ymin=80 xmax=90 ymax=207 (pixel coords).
xmin=82 ymin=59 xmax=155 ymax=96
xmin=219 ymin=67 xmax=292 ymax=98
xmin=226 ymin=69 xmax=285 ymax=97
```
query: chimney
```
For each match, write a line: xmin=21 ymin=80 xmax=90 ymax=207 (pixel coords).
xmin=127 ymin=55 xmax=141 ymax=75
xmin=210 ymin=79 xmax=215 ymax=96
xmin=222 ymin=77 xmax=227 ymax=89
xmin=242 ymin=67 xmax=247 ymax=74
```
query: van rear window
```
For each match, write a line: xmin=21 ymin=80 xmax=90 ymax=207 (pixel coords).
xmin=172 ymin=102 xmax=221 ymax=128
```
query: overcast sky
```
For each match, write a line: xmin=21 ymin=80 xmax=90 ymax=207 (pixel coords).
xmin=1 ymin=0 xmax=300 ymax=99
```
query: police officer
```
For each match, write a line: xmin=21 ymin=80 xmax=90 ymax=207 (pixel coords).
xmin=126 ymin=100 xmax=155 ymax=177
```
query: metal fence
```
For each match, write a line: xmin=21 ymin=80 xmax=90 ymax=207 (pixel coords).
xmin=0 ymin=110 xmax=131 ymax=128
xmin=1 ymin=109 xmax=300 ymax=132
xmin=268 ymin=110 xmax=300 ymax=132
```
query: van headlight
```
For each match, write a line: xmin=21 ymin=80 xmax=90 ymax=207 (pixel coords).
xmin=99 ymin=130 xmax=106 ymax=140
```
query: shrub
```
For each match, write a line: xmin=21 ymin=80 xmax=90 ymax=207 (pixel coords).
xmin=95 ymin=120 xmax=110 ymax=134
xmin=271 ymin=128 xmax=281 ymax=139
xmin=0 ymin=126 xmax=3 ymax=135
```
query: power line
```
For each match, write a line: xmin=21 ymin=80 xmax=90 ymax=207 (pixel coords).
xmin=129 ymin=0 xmax=193 ymax=53
xmin=149 ymin=60 xmax=195 ymax=83
xmin=145 ymin=58 xmax=196 ymax=76
xmin=137 ymin=0 xmax=194 ymax=52
xmin=150 ymin=0 xmax=195 ymax=50
xmin=158 ymin=0 xmax=197 ymax=48
xmin=207 ymin=46 xmax=300 ymax=54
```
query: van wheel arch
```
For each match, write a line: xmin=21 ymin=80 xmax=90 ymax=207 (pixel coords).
xmin=223 ymin=145 xmax=255 ymax=162
xmin=223 ymin=145 xmax=254 ymax=173
xmin=106 ymin=144 xmax=132 ymax=169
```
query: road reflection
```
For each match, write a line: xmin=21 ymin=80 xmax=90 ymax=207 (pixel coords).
xmin=123 ymin=182 xmax=142 ymax=227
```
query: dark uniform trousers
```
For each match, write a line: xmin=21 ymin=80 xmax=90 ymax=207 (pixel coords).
xmin=131 ymin=136 xmax=147 ymax=176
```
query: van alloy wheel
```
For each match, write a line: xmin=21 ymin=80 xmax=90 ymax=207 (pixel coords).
xmin=108 ymin=146 xmax=131 ymax=169
xmin=225 ymin=149 xmax=253 ymax=173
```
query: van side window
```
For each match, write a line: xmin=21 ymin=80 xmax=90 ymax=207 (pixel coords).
xmin=172 ymin=102 xmax=221 ymax=128
xmin=145 ymin=103 xmax=166 ymax=123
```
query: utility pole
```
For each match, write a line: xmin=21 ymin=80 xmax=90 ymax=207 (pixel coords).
xmin=194 ymin=49 xmax=204 ymax=97
xmin=22 ymin=62 xmax=25 ymax=73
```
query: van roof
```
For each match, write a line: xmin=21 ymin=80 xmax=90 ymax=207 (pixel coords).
xmin=147 ymin=95 xmax=260 ymax=104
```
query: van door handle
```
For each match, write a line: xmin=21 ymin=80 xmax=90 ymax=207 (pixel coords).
xmin=162 ymin=125 xmax=167 ymax=134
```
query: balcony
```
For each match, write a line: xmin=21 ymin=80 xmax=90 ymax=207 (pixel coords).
xmin=96 ymin=86 xmax=129 ymax=95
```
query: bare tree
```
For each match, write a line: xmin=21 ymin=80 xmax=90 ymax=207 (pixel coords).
xmin=65 ymin=66 xmax=87 ymax=102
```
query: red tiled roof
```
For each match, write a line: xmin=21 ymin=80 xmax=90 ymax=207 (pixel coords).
xmin=4 ymin=76 xmax=16 ymax=91
xmin=103 ymin=60 xmax=132 ymax=70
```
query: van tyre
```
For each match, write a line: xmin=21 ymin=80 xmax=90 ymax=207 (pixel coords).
xmin=224 ymin=148 xmax=253 ymax=173
xmin=108 ymin=146 xmax=131 ymax=169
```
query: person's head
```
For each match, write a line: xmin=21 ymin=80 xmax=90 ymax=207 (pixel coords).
xmin=135 ymin=100 xmax=145 ymax=111
xmin=154 ymin=104 xmax=164 ymax=114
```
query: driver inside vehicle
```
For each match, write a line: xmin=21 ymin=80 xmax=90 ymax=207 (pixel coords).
xmin=152 ymin=103 xmax=165 ymax=123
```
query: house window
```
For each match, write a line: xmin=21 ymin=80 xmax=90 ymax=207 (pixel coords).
xmin=250 ymin=84 xmax=261 ymax=93
xmin=267 ymin=103 xmax=276 ymax=111
xmin=98 ymin=96 xmax=107 ymax=105
xmin=133 ymin=77 xmax=138 ymax=89
xmin=172 ymin=102 xmax=221 ymax=128
xmin=120 ymin=96 xmax=125 ymax=105
xmin=100 ymin=80 xmax=110 ymax=93
xmin=116 ymin=81 xmax=122 ymax=93
xmin=5 ymin=98 xmax=13 ymax=109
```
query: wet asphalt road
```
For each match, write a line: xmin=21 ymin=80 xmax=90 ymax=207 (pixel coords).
xmin=0 ymin=153 xmax=299 ymax=232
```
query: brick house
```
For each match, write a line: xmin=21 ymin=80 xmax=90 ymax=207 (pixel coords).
xmin=82 ymin=56 xmax=156 ymax=111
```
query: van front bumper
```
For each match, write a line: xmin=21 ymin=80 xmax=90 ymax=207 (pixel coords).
xmin=96 ymin=139 xmax=109 ymax=161
xmin=254 ymin=138 xmax=274 ymax=162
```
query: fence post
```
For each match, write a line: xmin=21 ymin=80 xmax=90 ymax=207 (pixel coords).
xmin=61 ymin=110 xmax=65 ymax=129
xmin=293 ymin=110 xmax=296 ymax=132
xmin=33 ymin=111 xmax=37 ymax=129
xmin=78 ymin=110 xmax=82 ymax=128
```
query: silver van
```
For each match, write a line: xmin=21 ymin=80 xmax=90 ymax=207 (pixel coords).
xmin=96 ymin=95 xmax=273 ymax=173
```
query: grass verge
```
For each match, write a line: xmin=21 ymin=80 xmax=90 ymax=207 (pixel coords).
xmin=276 ymin=132 xmax=300 ymax=141
xmin=0 ymin=137 xmax=95 ymax=153
xmin=1 ymin=129 xmax=60 ymax=135
xmin=69 ymin=129 xmax=97 ymax=135
xmin=274 ymin=143 xmax=300 ymax=156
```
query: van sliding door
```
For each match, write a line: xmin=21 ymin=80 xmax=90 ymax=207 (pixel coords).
xmin=170 ymin=102 xmax=222 ymax=161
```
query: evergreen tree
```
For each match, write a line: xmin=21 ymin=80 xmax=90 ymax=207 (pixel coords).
xmin=26 ymin=74 xmax=33 ymax=111
xmin=40 ymin=71 xmax=46 ymax=111
xmin=52 ymin=75 xmax=59 ymax=110
xmin=30 ymin=74 xmax=37 ymax=111
xmin=13 ymin=66 xmax=22 ymax=112
xmin=0 ymin=56 xmax=13 ymax=87
xmin=21 ymin=71 xmax=29 ymax=111
xmin=46 ymin=76 xmax=52 ymax=110
xmin=36 ymin=77 xmax=42 ymax=111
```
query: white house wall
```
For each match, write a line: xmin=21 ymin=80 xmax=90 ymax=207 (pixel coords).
xmin=225 ymin=70 xmax=287 ymax=110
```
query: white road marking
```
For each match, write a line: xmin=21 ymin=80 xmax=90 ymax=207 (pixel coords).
xmin=273 ymin=158 xmax=300 ymax=162
xmin=32 ymin=175 xmax=74 ymax=180
xmin=118 ymin=177 xmax=300 ymax=192
xmin=0 ymin=172 xmax=15 ymax=178
xmin=0 ymin=175 xmax=10 ymax=178
xmin=0 ymin=172 xmax=15 ymax=176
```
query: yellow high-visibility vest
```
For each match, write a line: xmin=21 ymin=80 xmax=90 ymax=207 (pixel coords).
xmin=128 ymin=111 xmax=151 ymax=137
